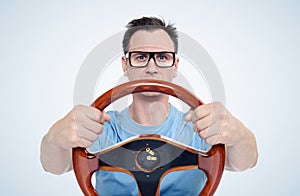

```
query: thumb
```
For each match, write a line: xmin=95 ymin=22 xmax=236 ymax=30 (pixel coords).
xmin=103 ymin=111 xmax=111 ymax=122
xmin=184 ymin=110 xmax=193 ymax=121
xmin=98 ymin=111 xmax=111 ymax=124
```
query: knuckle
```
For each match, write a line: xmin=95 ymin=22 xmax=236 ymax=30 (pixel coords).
xmin=72 ymin=106 xmax=83 ymax=120
xmin=213 ymin=101 xmax=222 ymax=108
xmin=69 ymin=117 xmax=77 ymax=127
xmin=217 ymin=113 xmax=225 ymax=121
xmin=98 ymin=125 xmax=104 ymax=134
xmin=85 ymin=141 xmax=93 ymax=148
xmin=91 ymin=134 xmax=99 ymax=141
xmin=193 ymin=123 xmax=199 ymax=132
xmin=73 ymin=104 xmax=84 ymax=112
xmin=219 ymin=130 xmax=229 ymax=141
xmin=199 ymin=131 xmax=206 ymax=138
xmin=94 ymin=124 xmax=102 ymax=134
xmin=67 ymin=133 xmax=81 ymax=147
xmin=204 ymin=137 xmax=212 ymax=145
xmin=91 ymin=108 xmax=102 ymax=121
xmin=194 ymin=121 xmax=200 ymax=130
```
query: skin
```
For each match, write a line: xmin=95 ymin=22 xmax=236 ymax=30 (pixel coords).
xmin=121 ymin=30 xmax=179 ymax=126
xmin=40 ymin=29 xmax=258 ymax=175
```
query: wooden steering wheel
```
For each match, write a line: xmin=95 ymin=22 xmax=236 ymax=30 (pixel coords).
xmin=72 ymin=79 xmax=225 ymax=196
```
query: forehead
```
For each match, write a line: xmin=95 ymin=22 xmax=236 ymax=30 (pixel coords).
xmin=129 ymin=29 xmax=174 ymax=51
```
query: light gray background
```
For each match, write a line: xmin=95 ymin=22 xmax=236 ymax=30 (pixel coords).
xmin=1 ymin=0 xmax=299 ymax=195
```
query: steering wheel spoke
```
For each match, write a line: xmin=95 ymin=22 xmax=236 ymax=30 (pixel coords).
xmin=72 ymin=79 xmax=225 ymax=196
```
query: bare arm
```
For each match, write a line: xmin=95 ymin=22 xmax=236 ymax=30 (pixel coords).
xmin=224 ymin=125 xmax=258 ymax=171
xmin=40 ymin=105 xmax=110 ymax=174
xmin=185 ymin=102 xmax=258 ymax=171
xmin=40 ymin=129 xmax=73 ymax=174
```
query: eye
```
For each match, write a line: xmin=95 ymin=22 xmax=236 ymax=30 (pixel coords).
xmin=137 ymin=55 xmax=147 ymax=61
xmin=132 ymin=53 xmax=148 ymax=62
xmin=157 ymin=55 xmax=167 ymax=60
xmin=156 ymin=53 xmax=171 ymax=61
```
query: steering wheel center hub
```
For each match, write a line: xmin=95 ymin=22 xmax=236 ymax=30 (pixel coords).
xmin=136 ymin=147 xmax=161 ymax=172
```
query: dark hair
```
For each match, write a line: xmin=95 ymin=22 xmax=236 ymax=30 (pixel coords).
xmin=122 ymin=16 xmax=178 ymax=54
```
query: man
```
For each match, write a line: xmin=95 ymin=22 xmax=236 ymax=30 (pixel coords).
xmin=40 ymin=17 xmax=258 ymax=195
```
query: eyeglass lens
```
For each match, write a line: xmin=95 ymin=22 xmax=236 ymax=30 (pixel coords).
xmin=129 ymin=52 xmax=175 ymax=67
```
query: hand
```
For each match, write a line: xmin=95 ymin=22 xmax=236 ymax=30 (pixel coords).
xmin=185 ymin=102 xmax=246 ymax=147
xmin=47 ymin=105 xmax=110 ymax=150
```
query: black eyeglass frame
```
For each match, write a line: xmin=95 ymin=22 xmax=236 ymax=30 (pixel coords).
xmin=125 ymin=51 xmax=176 ymax=68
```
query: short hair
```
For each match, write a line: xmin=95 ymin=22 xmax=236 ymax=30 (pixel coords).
xmin=122 ymin=16 xmax=178 ymax=54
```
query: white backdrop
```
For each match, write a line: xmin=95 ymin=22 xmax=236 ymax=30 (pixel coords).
xmin=0 ymin=0 xmax=299 ymax=195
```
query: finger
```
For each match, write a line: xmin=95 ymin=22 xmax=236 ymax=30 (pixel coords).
xmin=82 ymin=106 xmax=110 ymax=124
xmin=77 ymin=138 xmax=93 ymax=148
xmin=197 ymin=121 xmax=223 ymax=139
xmin=204 ymin=135 xmax=220 ymax=146
xmin=194 ymin=115 xmax=213 ymax=132
xmin=190 ymin=105 xmax=211 ymax=123
xmin=72 ymin=110 xmax=104 ymax=135
xmin=84 ymin=107 xmax=103 ymax=122
xmin=99 ymin=111 xmax=111 ymax=124
xmin=77 ymin=123 xmax=100 ymax=142
xmin=70 ymin=124 xmax=97 ymax=148
xmin=82 ymin=120 xmax=104 ymax=135
xmin=184 ymin=110 xmax=193 ymax=121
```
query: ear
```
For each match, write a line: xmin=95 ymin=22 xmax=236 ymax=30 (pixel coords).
xmin=172 ymin=57 xmax=179 ymax=78
xmin=121 ymin=56 xmax=128 ymax=77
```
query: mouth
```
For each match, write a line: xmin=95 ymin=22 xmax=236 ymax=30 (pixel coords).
xmin=129 ymin=75 xmax=162 ymax=81
xmin=143 ymin=76 xmax=162 ymax=80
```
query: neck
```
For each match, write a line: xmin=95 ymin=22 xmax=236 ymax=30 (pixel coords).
xmin=129 ymin=93 xmax=170 ymax=126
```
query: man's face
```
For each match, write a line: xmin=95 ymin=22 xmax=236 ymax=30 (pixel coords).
xmin=122 ymin=29 xmax=179 ymax=82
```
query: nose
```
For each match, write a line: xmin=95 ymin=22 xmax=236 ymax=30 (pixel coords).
xmin=145 ymin=58 xmax=158 ymax=74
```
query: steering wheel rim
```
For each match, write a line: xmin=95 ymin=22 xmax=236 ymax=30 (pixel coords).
xmin=72 ymin=79 xmax=225 ymax=196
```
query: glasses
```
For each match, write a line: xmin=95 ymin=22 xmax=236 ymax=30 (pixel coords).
xmin=126 ymin=51 xmax=176 ymax=68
